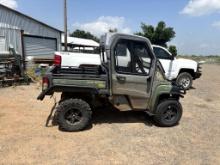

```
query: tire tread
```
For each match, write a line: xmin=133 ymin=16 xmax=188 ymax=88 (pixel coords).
xmin=56 ymin=99 xmax=92 ymax=132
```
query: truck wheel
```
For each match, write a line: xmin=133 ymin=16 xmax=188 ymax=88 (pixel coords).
xmin=176 ymin=72 xmax=193 ymax=90
xmin=154 ymin=100 xmax=182 ymax=127
xmin=56 ymin=99 xmax=92 ymax=132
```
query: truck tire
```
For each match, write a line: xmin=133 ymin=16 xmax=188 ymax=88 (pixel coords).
xmin=56 ymin=99 xmax=92 ymax=132
xmin=176 ymin=72 xmax=193 ymax=90
xmin=154 ymin=100 xmax=182 ymax=127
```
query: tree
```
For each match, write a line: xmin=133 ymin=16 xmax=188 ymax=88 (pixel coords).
xmin=135 ymin=21 xmax=176 ymax=47
xmin=109 ymin=28 xmax=118 ymax=33
xmin=168 ymin=45 xmax=178 ymax=56
xmin=70 ymin=29 xmax=100 ymax=42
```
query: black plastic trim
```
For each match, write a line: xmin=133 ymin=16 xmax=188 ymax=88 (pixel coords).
xmin=194 ymin=72 xmax=202 ymax=79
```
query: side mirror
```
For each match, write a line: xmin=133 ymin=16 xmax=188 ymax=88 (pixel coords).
xmin=171 ymin=53 xmax=177 ymax=60
xmin=172 ymin=53 xmax=177 ymax=57
xmin=168 ymin=45 xmax=177 ymax=59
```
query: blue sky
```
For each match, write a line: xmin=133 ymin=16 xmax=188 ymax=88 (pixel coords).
xmin=1 ymin=0 xmax=220 ymax=55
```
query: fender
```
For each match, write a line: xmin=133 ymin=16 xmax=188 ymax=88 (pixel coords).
xmin=37 ymin=85 xmax=100 ymax=101
xmin=149 ymin=84 xmax=185 ymax=113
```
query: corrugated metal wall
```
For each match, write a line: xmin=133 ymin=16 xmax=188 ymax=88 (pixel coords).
xmin=0 ymin=5 xmax=61 ymax=56
xmin=23 ymin=36 xmax=57 ymax=58
xmin=0 ymin=35 xmax=6 ymax=51
xmin=0 ymin=27 xmax=22 ymax=53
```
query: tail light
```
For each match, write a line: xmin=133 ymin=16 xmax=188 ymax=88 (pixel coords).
xmin=42 ymin=77 xmax=49 ymax=90
xmin=54 ymin=54 xmax=61 ymax=66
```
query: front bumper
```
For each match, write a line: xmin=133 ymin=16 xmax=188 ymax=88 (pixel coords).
xmin=194 ymin=63 xmax=202 ymax=79
xmin=171 ymin=84 xmax=186 ymax=96
xmin=194 ymin=72 xmax=202 ymax=79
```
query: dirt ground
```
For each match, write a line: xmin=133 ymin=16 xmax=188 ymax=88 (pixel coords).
xmin=0 ymin=64 xmax=219 ymax=165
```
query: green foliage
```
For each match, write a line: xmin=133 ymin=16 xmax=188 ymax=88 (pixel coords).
xmin=168 ymin=45 xmax=177 ymax=56
xmin=26 ymin=66 xmax=41 ymax=82
xmin=178 ymin=55 xmax=220 ymax=64
xmin=70 ymin=29 xmax=100 ymax=42
xmin=26 ymin=65 xmax=48 ymax=82
xmin=136 ymin=21 xmax=176 ymax=47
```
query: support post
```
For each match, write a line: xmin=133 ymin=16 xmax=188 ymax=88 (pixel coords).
xmin=64 ymin=0 xmax=68 ymax=51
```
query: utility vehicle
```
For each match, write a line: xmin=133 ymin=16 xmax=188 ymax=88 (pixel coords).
xmin=38 ymin=33 xmax=185 ymax=132
xmin=55 ymin=45 xmax=202 ymax=90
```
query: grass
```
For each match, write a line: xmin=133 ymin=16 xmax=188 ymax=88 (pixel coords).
xmin=178 ymin=55 xmax=220 ymax=64
xmin=26 ymin=65 xmax=48 ymax=82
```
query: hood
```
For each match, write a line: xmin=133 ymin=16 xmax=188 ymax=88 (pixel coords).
xmin=177 ymin=58 xmax=197 ymax=65
xmin=176 ymin=58 xmax=198 ymax=71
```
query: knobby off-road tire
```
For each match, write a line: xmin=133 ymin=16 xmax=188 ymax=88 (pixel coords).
xmin=154 ymin=100 xmax=182 ymax=127
xmin=176 ymin=72 xmax=193 ymax=90
xmin=56 ymin=99 xmax=92 ymax=132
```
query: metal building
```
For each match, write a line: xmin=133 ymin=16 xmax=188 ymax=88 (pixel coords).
xmin=0 ymin=4 xmax=62 ymax=64
xmin=61 ymin=34 xmax=100 ymax=53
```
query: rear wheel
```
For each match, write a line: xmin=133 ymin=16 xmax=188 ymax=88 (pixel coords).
xmin=56 ymin=99 xmax=92 ymax=132
xmin=176 ymin=72 xmax=193 ymax=90
xmin=154 ymin=100 xmax=182 ymax=127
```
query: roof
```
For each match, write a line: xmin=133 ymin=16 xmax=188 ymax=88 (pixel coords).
xmin=62 ymin=35 xmax=99 ymax=47
xmin=0 ymin=4 xmax=62 ymax=33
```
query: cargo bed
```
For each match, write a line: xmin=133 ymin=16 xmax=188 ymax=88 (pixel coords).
xmin=37 ymin=65 xmax=109 ymax=100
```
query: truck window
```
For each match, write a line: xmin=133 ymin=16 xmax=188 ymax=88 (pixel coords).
xmin=153 ymin=47 xmax=171 ymax=60
xmin=115 ymin=42 xmax=132 ymax=73
xmin=114 ymin=40 xmax=152 ymax=75
xmin=133 ymin=42 xmax=152 ymax=74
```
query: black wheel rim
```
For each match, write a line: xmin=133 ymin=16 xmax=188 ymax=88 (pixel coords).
xmin=162 ymin=105 xmax=178 ymax=122
xmin=64 ymin=109 xmax=82 ymax=125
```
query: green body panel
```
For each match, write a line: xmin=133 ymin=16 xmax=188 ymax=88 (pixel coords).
xmin=109 ymin=66 xmax=175 ymax=112
xmin=146 ymin=69 xmax=173 ymax=112
xmin=148 ymin=83 xmax=173 ymax=112
xmin=53 ymin=79 xmax=106 ymax=89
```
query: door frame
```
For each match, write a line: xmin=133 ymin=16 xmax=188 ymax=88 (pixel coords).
xmin=108 ymin=34 xmax=156 ymax=110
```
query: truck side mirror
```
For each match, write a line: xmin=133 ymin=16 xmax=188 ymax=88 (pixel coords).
xmin=168 ymin=46 xmax=177 ymax=59
xmin=171 ymin=52 xmax=177 ymax=60
xmin=172 ymin=53 xmax=177 ymax=57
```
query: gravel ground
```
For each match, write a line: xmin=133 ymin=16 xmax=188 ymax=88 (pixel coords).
xmin=0 ymin=64 xmax=219 ymax=165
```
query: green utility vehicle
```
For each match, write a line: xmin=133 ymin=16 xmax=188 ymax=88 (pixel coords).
xmin=37 ymin=33 xmax=185 ymax=132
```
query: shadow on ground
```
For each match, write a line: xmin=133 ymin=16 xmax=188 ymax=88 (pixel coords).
xmin=45 ymin=104 xmax=154 ymax=129
xmin=92 ymin=107 xmax=154 ymax=127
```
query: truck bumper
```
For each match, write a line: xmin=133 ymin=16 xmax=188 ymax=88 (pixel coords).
xmin=37 ymin=92 xmax=46 ymax=101
xmin=37 ymin=88 xmax=54 ymax=101
xmin=194 ymin=63 xmax=202 ymax=80
xmin=194 ymin=72 xmax=202 ymax=79
xmin=37 ymin=91 xmax=48 ymax=101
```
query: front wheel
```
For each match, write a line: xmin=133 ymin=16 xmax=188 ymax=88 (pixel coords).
xmin=176 ymin=72 xmax=193 ymax=90
xmin=56 ymin=99 xmax=92 ymax=132
xmin=153 ymin=100 xmax=182 ymax=127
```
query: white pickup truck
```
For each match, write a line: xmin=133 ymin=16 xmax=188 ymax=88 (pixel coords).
xmin=54 ymin=45 xmax=202 ymax=90
xmin=152 ymin=45 xmax=202 ymax=89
